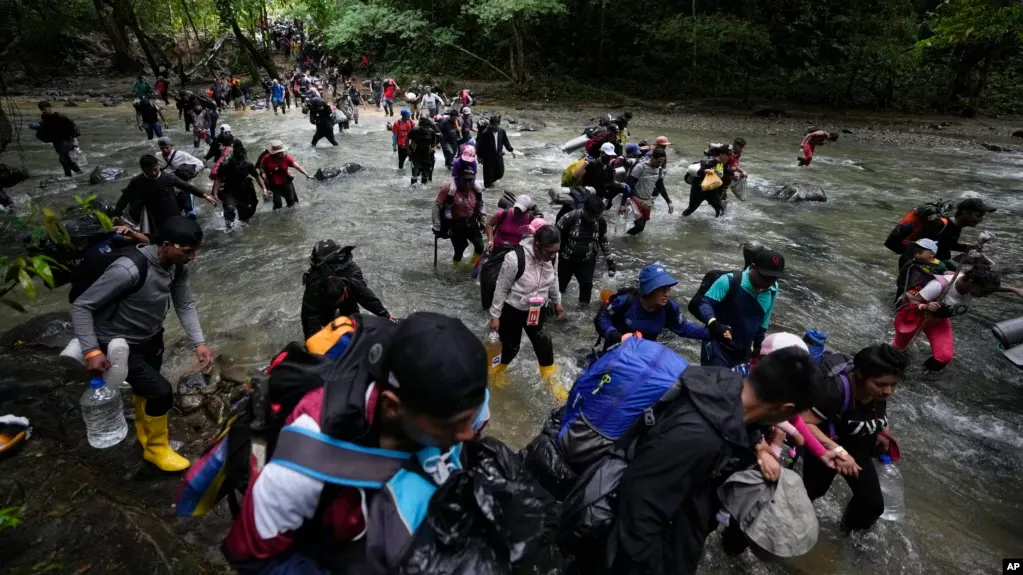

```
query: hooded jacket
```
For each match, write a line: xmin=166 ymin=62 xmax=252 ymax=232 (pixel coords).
xmin=610 ymin=367 xmax=754 ymax=575
xmin=300 ymin=248 xmax=390 ymax=339
xmin=489 ymin=236 xmax=561 ymax=318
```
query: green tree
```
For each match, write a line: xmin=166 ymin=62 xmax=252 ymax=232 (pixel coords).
xmin=463 ymin=0 xmax=567 ymax=82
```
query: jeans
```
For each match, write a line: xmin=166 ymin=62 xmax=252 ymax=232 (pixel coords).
xmin=272 ymin=99 xmax=286 ymax=114
xmin=497 ymin=303 xmax=554 ymax=367
xmin=411 ymin=156 xmax=434 ymax=184
xmin=143 ymin=123 xmax=164 ymax=140
xmin=558 ymin=256 xmax=597 ymax=304
xmin=54 ymin=140 xmax=82 ymax=177
xmin=269 ymin=181 xmax=298 ymax=209
xmin=441 ymin=141 xmax=456 ymax=168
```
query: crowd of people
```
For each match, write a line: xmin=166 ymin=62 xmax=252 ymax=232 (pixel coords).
xmin=29 ymin=53 xmax=1021 ymax=575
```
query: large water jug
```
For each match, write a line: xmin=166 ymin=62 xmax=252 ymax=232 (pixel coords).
xmin=875 ymin=454 xmax=905 ymax=521
xmin=70 ymin=146 xmax=88 ymax=167
xmin=81 ymin=376 xmax=128 ymax=448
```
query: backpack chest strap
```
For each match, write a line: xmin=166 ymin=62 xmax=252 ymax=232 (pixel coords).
xmin=271 ymin=426 xmax=411 ymax=488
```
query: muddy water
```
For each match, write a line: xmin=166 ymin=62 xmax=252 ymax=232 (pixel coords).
xmin=3 ymin=100 xmax=1022 ymax=574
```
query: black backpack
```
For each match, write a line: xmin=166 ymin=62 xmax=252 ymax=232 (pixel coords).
xmin=686 ymin=270 xmax=742 ymax=319
xmin=68 ymin=243 xmax=152 ymax=304
xmin=479 ymin=244 xmax=526 ymax=310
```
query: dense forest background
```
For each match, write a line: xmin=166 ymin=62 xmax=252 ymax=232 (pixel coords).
xmin=0 ymin=0 xmax=1021 ymax=115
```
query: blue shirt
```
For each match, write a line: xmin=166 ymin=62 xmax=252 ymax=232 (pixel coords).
xmin=597 ymin=295 xmax=708 ymax=346
xmin=271 ymin=84 xmax=286 ymax=101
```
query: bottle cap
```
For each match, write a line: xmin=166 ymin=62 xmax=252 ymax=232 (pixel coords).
xmin=880 ymin=453 xmax=892 ymax=464
xmin=89 ymin=377 xmax=105 ymax=389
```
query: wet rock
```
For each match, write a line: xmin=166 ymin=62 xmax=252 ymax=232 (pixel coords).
xmin=0 ymin=164 xmax=30 ymax=188
xmin=980 ymin=142 xmax=1016 ymax=153
xmin=175 ymin=394 xmax=203 ymax=415
xmin=315 ymin=163 xmax=362 ymax=180
xmin=1013 ymin=130 xmax=1023 ymax=139
xmin=506 ymin=117 xmax=518 ymax=124
xmin=762 ymin=183 xmax=827 ymax=203
xmin=64 ymin=99 xmax=78 ymax=107
xmin=842 ymin=129 xmax=853 ymax=134
xmin=182 ymin=410 xmax=209 ymax=431
xmin=385 ymin=122 xmax=392 ymax=132
xmin=219 ymin=363 xmax=250 ymax=387
xmin=89 ymin=164 xmax=126 ymax=184
xmin=39 ymin=176 xmax=76 ymax=191
xmin=928 ymin=124 xmax=944 ymax=131
xmin=753 ymin=108 xmax=789 ymax=118
xmin=0 ymin=312 xmax=73 ymax=349
xmin=203 ymin=395 xmax=226 ymax=426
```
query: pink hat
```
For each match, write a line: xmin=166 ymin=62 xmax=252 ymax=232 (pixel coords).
xmin=461 ymin=145 xmax=476 ymax=162
xmin=760 ymin=333 xmax=808 ymax=356
xmin=526 ymin=218 xmax=548 ymax=235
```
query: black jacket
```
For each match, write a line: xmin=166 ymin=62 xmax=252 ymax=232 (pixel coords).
xmin=300 ymin=249 xmax=390 ymax=338
xmin=36 ymin=113 xmax=80 ymax=144
xmin=113 ymin=172 xmax=204 ymax=233
xmin=439 ymin=118 xmax=460 ymax=145
xmin=476 ymin=127 xmax=514 ymax=163
xmin=610 ymin=367 xmax=755 ymax=575
xmin=408 ymin=126 xmax=439 ymax=160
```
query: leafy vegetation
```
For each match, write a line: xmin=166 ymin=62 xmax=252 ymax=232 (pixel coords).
xmin=1 ymin=0 xmax=1021 ymax=113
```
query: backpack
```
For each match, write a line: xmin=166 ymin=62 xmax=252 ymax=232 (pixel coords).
xmin=67 ymin=242 xmax=152 ymax=304
xmin=557 ymin=338 xmax=690 ymax=471
xmin=175 ymin=316 xmax=411 ymax=517
xmin=686 ymin=270 xmax=742 ymax=320
xmin=883 ymin=200 xmax=953 ymax=254
xmin=479 ymin=243 xmax=526 ymax=310
xmin=561 ymin=157 xmax=587 ymax=187
xmin=591 ymin=287 xmax=638 ymax=341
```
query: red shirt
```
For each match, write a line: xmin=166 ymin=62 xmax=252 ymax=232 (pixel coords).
xmin=437 ymin=183 xmax=479 ymax=220
xmin=382 ymin=80 xmax=397 ymax=100
xmin=260 ymin=154 xmax=296 ymax=186
xmin=392 ymin=120 xmax=414 ymax=147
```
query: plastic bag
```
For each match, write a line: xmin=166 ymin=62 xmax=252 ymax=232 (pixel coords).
xmin=701 ymin=169 xmax=723 ymax=191
xmin=520 ymin=407 xmax=577 ymax=502
xmin=70 ymin=147 xmax=88 ymax=167
xmin=556 ymin=452 xmax=628 ymax=569
xmin=398 ymin=437 xmax=560 ymax=575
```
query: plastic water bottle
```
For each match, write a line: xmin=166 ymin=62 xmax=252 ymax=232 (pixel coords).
xmin=103 ymin=338 xmax=130 ymax=389
xmin=81 ymin=376 xmax=129 ymax=448
xmin=70 ymin=146 xmax=88 ymax=167
xmin=599 ymin=273 xmax=618 ymax=305
xmin=484 ymin=331 xmax=502 ymax=374
xmin=875 ymin=454 xmax=905 ymax=521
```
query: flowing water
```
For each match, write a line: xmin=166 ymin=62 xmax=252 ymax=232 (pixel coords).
xmin=3 ymin=100 xmax=1022 ymax=574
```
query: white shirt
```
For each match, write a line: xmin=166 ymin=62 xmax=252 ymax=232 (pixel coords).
xmin=919 ymin=273 xmax=970 ymax=309
xmin=162 ymin=149 xmax=205 ymax=171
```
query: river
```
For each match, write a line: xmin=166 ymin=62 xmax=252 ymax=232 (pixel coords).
xmin=2 ymin=99 xmax=1022 ymax=574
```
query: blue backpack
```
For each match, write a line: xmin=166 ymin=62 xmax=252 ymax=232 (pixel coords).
xmin=557 ymin=338 xmax=689 ymax=471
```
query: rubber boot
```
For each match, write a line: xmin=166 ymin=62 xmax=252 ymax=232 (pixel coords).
xmin=539 ymin=364 xmax=567 ymax=403
xmin=490 ymin=363 xmax=509 ymax=389
xmin=133 ymin=395 xmax=190 ymax=472
xmin=470 ymin=253 xmax=481 ymax=267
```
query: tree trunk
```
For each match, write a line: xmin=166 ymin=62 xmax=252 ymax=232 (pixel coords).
xmin=216 ymin=0 xmax=279 ymax=79
xmin=180 ymin=0 xmax=204 ymax=56
xmin=92 ymin=0 xmax=138 ymax=72
xmin=510 ymin=18 xmax=527 ymax=83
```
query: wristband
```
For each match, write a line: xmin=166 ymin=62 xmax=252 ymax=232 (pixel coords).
xmin=832 ymin=445 xmax=846 ymax=454
xmin=84 ymin=350 xmax=103 ymax=360
xmin=707 ymin=318 xmax=717 ymax=325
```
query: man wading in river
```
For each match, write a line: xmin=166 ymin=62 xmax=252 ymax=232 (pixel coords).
xmin=33 ymin=101 xmax=83 ymax=178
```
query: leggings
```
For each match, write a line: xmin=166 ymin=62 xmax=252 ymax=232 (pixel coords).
xmin=558 ymin=256 xmax=597 ymax=304
xmin=411 ymin=156 xmax=434 ymax=184
xmin=449 ymin=220 xmax=484 ymax=262
xmin=397 ymin=146 xmax=409 ymax=170
xmin=682 ymin=184 xmax=724 ymax=217
xmin=269 ymin=181 xmax=298 ymax=209
xmin=312 ymin=123 xmax=338 ymax=146
xmin=497 ymin=303 xmax=555 ymax=367
xmin=800 ymin=143 xmax=815 ymax=165
xmin=892 ymin=311 xmax=953 ymax=369
xmin=802 ymin=435 xmax=884 ymax=531
xmin=106 ymin=332 xmax=173 ymax=416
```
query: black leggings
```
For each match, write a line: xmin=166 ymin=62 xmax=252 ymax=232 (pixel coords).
xmin=411 ymin=156 xmax=434 ymax=184
xmin=802 ymin=436 xmax=885 ymax=530
xmin=312 ymin=123 xmax=338 ymax=146
xmin=558 ymin=256 xmax=597 ymax=304
xmin=449 ymin=220 xmax=484 ymax=262
xmin=626 ymin=217 xmax=647 ymax=235
xmin=497 ymin=303 xmax=555 ymax=367
xmin=111 ymin=332 xmax=173 ymax=416
xmin=397 ymin=146 xmax=409 ymax=170
xmin=269 ymin=182 xmax=298 ymax=209
xmin=682 ymin=185 xmax=724 ymax=217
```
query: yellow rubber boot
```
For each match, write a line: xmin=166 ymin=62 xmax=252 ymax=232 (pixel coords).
xmin=135 ymin=397 xmax=191 ymax=472
xmin=489 ymin=363 xmax=509 ymax=389
xmin=470 ymin=253 xmax=481 ymax=267
xmin=539 ymin=364 xmax=568 ymax=403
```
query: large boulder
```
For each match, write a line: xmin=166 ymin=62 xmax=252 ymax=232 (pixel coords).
xmin=0 ymin=164 xmax=30 ymax=188
xmin=1013 ymin=130 xmax=1023 ymax=139
xmin=762 ymin=183 xmax=827 ymax=203
xmin=89 ymin=164 xmax=126 ymax=184
xmin=981 ymin=142 xmax=1016 ymax=153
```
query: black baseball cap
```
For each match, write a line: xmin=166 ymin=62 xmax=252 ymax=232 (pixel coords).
xmin=158 ymin=216 xmax=204 ymax=247
xmin=371 ymin=312 xmax=487 ymax=418
xmin=752 ymin=249 xmax=787 ymax=278
xmin=956 ymin=197 xmax=996 ymax=214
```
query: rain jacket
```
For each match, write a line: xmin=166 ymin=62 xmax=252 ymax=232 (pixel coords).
xmin=610 ymin=367 xmax=755 ymax=575
xmin=300 ymin=248 xmax=390 ymax=338
xmin=597 ymin=295 xmax=708 ymax=347
xmin=489 ymin=236 xmax=561 ymax=318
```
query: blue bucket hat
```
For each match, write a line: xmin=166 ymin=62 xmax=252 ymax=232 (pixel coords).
xmin=625 ymin=143 xmax=640 ymax=156
xmin=638 ymin=264 xmax=678 ymax=296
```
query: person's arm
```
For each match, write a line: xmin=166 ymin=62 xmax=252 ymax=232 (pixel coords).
xmin=158 ymin=108 xmax=167 ymax=124
xmin=548 ymin=259 xmax=561 ymax=306
xmin=502 ymin=130 xmax=514 ymax=154
xmin=391 ymin=123 xmax=398 ymax=151
xmin=431 ymin=187 xmax=449 ymax=231
xmin=300 ymin=277 xmax=325 ymax=340
xmin=597 ymin=297 xmax=626 ymax=343
xmin=789 ymin=415 xmax=827 ymax=458
xmin=489 ymin=253 xmax=518 ymax=319
xmin=555 ymin=210 xmax=575 ymax=238
xmin=70 ymin=260 xmax=141 ymax=353
xmin=623 ymin=170 xmax=638 ymax=206
xmin=612 ymin=420 xmax=719 ymax=575
xmin=654 ymin=177 xmax=672 ymax=211
xmin=135 ymin=108 xmax=143 ymax=130
xmin=250 ymin=164 xmax=269 ymax=194
xmin=169 ymin=267 xmax=206 ymax=349
xmin=485 ymin=210 xmax=503 ymax=247
xmin=169 ymin=172 xmax=217 ymax=206
xmin=291 ymin=158 xmax=311 ymax=178
xmin=666 ymin=301 xmax=710 ymax=340
xmin=111 ymin=181 xmax=135 ymax=218
xmin=598 ymin=217 xmax=612 ymax=260
xmin=347 ymin=265 xmax=390 ymax=318
xmin=696 ymin=274 xmax=730 ymax=324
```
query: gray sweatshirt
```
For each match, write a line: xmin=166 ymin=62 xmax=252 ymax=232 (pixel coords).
xmin=70 ymin=244 xmax=206 ymax=352
xmin=489 ymin=236 xmax=561 ymax=318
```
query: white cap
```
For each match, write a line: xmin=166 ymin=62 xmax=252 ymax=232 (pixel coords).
xmin=461 ymin=106 xmax=471 ymax=115
xmin=760 ymin=333 xmax=808 ymax=356
xmin=600 ymin=142 xmax=616 ymax=156
xmin=219 ymin=124 xmax=232 ymax=133
xmin=913 ymin=238 xmax=938 ymax=253
xmin=512 ymin=194 xmax=533 ymax=212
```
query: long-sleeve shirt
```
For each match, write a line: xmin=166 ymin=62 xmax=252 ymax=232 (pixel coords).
xmin=300 ymin=260 xmax=389 ymax=339
xmin=556 ymin=209 xmax=610 ymax=262
xmin=70 ymin=245 xmax=205 ymax=352
xmin=161 ymin=149 xmax=205 ymax=171
xmin=35 ymin=113 xmax=80 ymax=144
xmin=801 ymin=130 xmax=830 ymax=148
xmin=624 ymin=160 xmax=670 ymax=204
xmin=597 ymin=295 xmax=708 ymax=345
xmin=489 ymin=236 xmax=560 ymax=318
xmin=113 ymin=172 xmax=205 ymax=233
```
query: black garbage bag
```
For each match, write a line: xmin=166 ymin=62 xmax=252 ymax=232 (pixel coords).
xmin=520 ymin=407 xmax=577 ymax=502
xmin=556 ymin=451 xmax=629 ymax=572
xmin=397 ymin=437 xmax=560 ymax=575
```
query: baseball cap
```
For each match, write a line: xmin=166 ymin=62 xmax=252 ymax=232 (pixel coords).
xmin=460 ymin=145 xmax=477 ymax=162
xmin=956 ymin=197 xmax=996 ymax=214
xmin=655 ymin=136 xmax=671 ymax=146
xmin=512 ymin=194 xmax=533 ymax=212
xmin=752 ymin=249 xmax=787 ymax=278
xmin=157 ymin=136 xmax=173 ymax=147
xmin=599 ymin=142 xmax=616 ymax=156
xmin=760 ymin=333 xmax=808 ymax=356
xmin=638 ymin=263 xmax=678 ymax=296
xmin=219 ymin=124 xmax=232 ymax=133
xmin=310 ymin=239 xmax=354 ymax=263
xmin=625 ymin=143 xmax=640 ymax=156
xmin=913 ymin=238 xmax=938 ymax=253
xmin=370 ymin=312 xmax=488 ymax=418
xmin=158 ymin=216 xmax=204 ymax=247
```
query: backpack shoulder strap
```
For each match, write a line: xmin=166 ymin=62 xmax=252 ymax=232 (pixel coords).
xmin=720 ymin=270 xmax=743 ymax=305
xmin=123 ymin=249 xmax=151 ymax=296
xmin=513 ymin=244 xmax=526 ymax=281
xmin=271 ymin=425 xmax=411 ymax=488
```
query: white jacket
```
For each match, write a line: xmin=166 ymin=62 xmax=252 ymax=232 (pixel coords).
xmin=489 ymin=236 xmax=561 ymax=318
